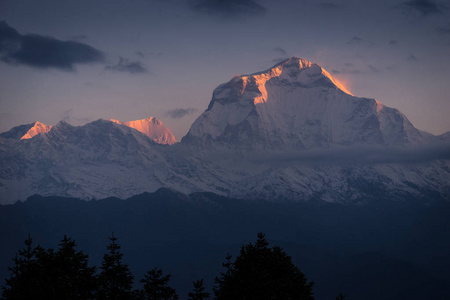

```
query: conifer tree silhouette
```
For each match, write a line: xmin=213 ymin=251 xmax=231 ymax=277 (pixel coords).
xmin=187 ymin=279 xmax=210 ymax=300
xmin=214 ymin=233 xmax=314 ymax=300
xmin=140 ymin=267 xmax=178 ymax=300
xmin=97 ymin=233 xmax=134 ymax=300
xmin=2 ymin=235 xmax=96 ymax=300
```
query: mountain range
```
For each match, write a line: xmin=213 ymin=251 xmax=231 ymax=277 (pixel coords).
xmin=0 ymin=57 xmax=449 ymax=204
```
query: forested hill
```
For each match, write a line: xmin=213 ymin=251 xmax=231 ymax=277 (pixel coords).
xmin=1 ymin=189 xmax=450 ymax=299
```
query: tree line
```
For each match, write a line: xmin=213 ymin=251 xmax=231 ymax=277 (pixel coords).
xmin=2 ymin=233 xmax=345 ymax=299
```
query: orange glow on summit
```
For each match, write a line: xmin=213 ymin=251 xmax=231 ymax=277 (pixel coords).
xmin=20 ymin=122 xmax=52 ymax=140
xmin=321 ymin=69 xmax=353 ymax=96
xmin=110 ymin=117 xmax=177 ymax=145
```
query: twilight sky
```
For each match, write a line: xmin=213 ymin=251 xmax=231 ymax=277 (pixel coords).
xmin=1 ymin=0 xmax=449 ymax=140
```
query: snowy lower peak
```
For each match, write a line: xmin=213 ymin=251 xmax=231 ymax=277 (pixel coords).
xmin=0 ymin=121 xmax=449 ymax=204
xmin=20 ymin=121 xmax=52 ymax=140
xmin=182 ymin=57 xmax=424 ymax=149
xmin=110 ymin=117 xmax=176 ymax=145
xmin=1 ymin=117 xmax=176 ymax=145
xmin=0 ymin=119 xmax=173 ymax=203
xmin=0 ymin=57 xmax=449 ymax=204
xmin=0 ymin=121 xmax=52 ymax=140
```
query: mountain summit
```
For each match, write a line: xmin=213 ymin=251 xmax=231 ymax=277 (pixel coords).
xmin=110 ymin=117 xmax=176 ymax=145
xmin=0 ymin=121 xmax=52 ymax=140
xmin=182 ymin=57 xmax=423 ymax=149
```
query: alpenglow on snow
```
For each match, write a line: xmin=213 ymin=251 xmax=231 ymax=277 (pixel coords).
xmin=182 ymin=57 xmax=425 ymax=149
xmin=0 ymin=57 xmax=448 ymax=204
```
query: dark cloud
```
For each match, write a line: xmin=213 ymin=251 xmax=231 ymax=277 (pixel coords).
xmin=105 ymin=57 xmax=147 ymax=74
xmin=190 ymin=0 xmax=266 ymax=19
xmin=136 ymin=51 xmax=144 ymax=58
xmin=436 ymin=23 xmax=450 ymax=34
xmin=0 ymin=21 xmax=104 ymax=71
xmin=344 ymin=62 xmax=354 ymax=67
xmin=273 ymin=47 xmax=287 ymax=55
xmin=347 ymin=36 xmax=363 ymax=45
xmin=397 ymin=0 xmax=444 ymax=16
xmin=389 ymin=39 xmax=398 ymax=45
xmin=165 ymin=108 xmax=198 ymax=119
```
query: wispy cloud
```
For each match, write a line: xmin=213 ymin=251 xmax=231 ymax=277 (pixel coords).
xmin=386 ymin=65 xmax=397 ymax=71
xmin=272 ymin=57 xmax=289 ymax=64
xmin=347 ymin=36 xmax=363 ymax=45
xmin=331 ymin=68 xmax=363 ymax=75
xmin=0 ymin=21 xmax=104 ymax=71
xmin=368 ymin=64 xmax=380 ymax=73
xmin=165 ymin=108 xmax=198 ymax=119
xmin=136 ymin=51 xmax=144 ymax=58
xmin=248 ymin=145 xmax=450 ymax=167
xmin=273 ymin=47 xmax=287 ymax=55
xmin=407 ymin=53 xmax=419 ymax=61
xmin=389 ymin=39 xmax=398 ymax=46
xmin=69 ymin=35 xmax=88 ymax=41
xmin=61 ymin=109 xmax=92 ymax=125
xmin=105 ymin=57 xmax=147 ymax=74
xmin=436 ymin=23 xmax=450 ymax=34
xmin=317 ymin=2 xmax=343 ymax=10
xmin=190 ymin=0 xmax=266 ymax=19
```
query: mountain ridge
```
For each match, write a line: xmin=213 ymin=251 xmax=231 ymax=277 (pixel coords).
xmin=0 ymin=121 xmax=52 ymax=140
xmin=1 ymin=116 xmax=176 ymax=145
xmin=0 ymin=57 xmax=449 ymax=204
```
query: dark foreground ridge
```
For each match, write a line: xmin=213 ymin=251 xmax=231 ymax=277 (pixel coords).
xmin=1 ymin=189 xmax=450 ymax=299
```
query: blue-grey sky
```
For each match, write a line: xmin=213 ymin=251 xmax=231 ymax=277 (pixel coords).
xmin=1 ymin=0 xmax=449 ymax=140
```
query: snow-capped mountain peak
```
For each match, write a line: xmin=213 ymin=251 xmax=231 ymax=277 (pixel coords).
xmin=0 ymin=121 xmax=52 ymax=140
xmin=249 ymin=57 xmax=352 ymax=98
xmin=182 ymin=57 xmax=423 ymax=149
xmin=110 ymin=117 xmax=176 ymax=145
xmin=20 ymin=121 xmax=52 ymax=139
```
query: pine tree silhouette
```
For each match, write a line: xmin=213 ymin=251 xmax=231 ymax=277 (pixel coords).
xmin=2 ymin=235 xmax=39 ymax=299
xmin=53 ymin=235 xmax=97 ymax=299
xmin=140 ymin=267 xmax=178 ymax=300
xmin=97 ymin=233 xmax=134 ymax=300
xmin=214 ymin=232 xmax=314 ymax=300
xmin=2 ymin=235 xmax=96 ymax=300
xmin=187 ymin=279 xmax=210 ymax=300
